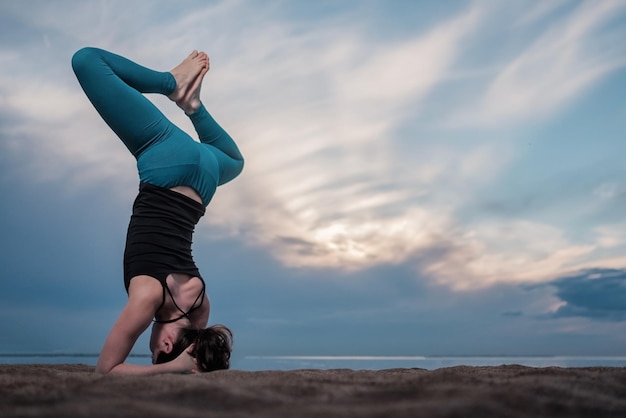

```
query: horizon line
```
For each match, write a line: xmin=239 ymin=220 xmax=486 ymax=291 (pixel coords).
xmin=0 ymin=353 xmax=150 ymax=358
xmin=244 ymin=355 xmax=626 ymax=361
xmin=2 ymin=353 xmax=626 ymax=360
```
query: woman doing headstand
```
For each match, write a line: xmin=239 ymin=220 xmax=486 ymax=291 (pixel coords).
xmin=71 ymin=47 xmax=244 ymax=374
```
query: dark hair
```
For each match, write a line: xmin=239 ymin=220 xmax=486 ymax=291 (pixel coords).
xmin=155 ymin=324 xmax=233 ymax=372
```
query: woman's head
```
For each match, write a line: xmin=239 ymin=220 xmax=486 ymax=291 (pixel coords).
xmin=155 ymin=324 xmax=233 ymax=372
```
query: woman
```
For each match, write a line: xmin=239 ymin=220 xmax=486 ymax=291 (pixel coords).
xmin=71 ymin=47 xmax=244 ymax=374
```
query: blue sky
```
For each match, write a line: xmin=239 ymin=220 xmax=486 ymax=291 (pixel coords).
xmin=1 ymin=0 xmax=626 ymax=361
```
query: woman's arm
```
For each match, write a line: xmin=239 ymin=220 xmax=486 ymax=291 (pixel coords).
xmin=95 ymin=277 xmax=196 ymax=375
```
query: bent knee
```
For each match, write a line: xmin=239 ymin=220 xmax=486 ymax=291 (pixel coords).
xmin=218 ymin=160 xmax=244 ymax=186
xmin=71 ymin=47 xmax=101 ymax=74
xmin=238 ymin=157 xmax=245 ymax=175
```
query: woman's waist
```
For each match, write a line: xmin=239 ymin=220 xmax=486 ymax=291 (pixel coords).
xmin=136 ymin=141 xmax=219 ymax=184
xmin=131 ymin=182 xmax=205 ymax=222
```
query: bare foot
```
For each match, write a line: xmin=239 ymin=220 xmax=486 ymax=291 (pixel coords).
xmin=168 ymin=50 xmax=209 ymax=102
xmin=176 ymin=55 xmax=209 ymax=114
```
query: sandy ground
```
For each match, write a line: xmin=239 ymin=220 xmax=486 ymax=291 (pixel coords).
xmin=1 ymin=364 xmax=626 ymax=417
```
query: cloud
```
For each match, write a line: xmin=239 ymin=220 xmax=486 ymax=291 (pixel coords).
xmin=594 ymin=225 xmax=626 ymax=249
xmin=450 ymin=0 xmax=626 ymax=127
xmin=544 ymin=268 xmax=626 ymax=321
xmin=421 ymin=219 xmax=596 ymax=290
xmin=191 ymin=0 xmax=626 ymax=290
xmin=192 ymin=3 xmax=491 ymax=274
xmin=1 ymin=0 xmax=625 ymax=293
xmin=513 ymin=0 xmax=571 ymax=27
xmin=594 ymin=183 xmax=626 ymax=201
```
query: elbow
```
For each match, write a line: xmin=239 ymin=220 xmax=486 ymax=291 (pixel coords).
xmin=95 ymin=359 xmax=115 ymax=374
xmin=94 ymin=365 xmax=110 ymax=374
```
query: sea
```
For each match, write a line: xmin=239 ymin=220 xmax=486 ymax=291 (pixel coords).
xmin=2 ymin=354 xmax=626 ymax=370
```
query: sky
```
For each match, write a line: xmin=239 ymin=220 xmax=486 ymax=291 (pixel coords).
xmin=1 ymin=0 xmax=626 ymax=362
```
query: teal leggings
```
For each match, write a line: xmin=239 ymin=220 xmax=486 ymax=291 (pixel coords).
xmin=71 ymin=47 xmax=244 ymax=206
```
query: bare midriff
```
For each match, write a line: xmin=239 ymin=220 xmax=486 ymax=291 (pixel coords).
xmin=169 ymin=186 xmax=203 ymax=204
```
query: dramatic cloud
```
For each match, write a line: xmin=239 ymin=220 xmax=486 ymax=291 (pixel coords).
xmin=450 ymin=0 xmax=626 ymax=127
xmin=544 ymin=269 xmax=626 ymax=321
xmin=1 ymin=0 xmax=625 ymax=293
